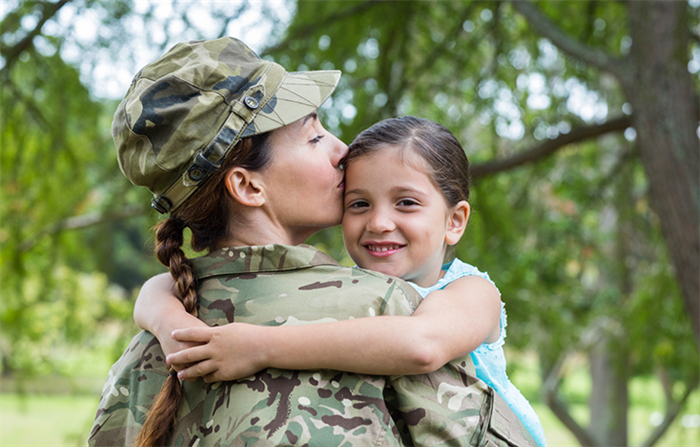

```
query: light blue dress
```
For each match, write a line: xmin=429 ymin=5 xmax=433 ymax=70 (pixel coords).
xmin=408 ymin=259 xmax=547 ymax=447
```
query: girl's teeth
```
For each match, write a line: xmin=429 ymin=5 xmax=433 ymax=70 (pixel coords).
xmin=370 ymin=245 xmax=399 ymax=251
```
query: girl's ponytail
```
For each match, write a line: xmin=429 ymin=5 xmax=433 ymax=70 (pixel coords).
xmin=133 ymin=217 xmax=198 ymax=447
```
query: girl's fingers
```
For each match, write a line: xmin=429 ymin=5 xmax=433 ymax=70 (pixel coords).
xmin=171 ymin=327 xmax=213 ymax=343
xmin=166 ymin=345 xmax=210 ymax=366
xmin=203 ymin=371 xmax=227 ymax=383
xmin=177 ymin=360 xmax=217 ymax=381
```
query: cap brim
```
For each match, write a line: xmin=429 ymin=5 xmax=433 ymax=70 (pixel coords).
xmin=253 ymin=70 xmax=341 ymax=134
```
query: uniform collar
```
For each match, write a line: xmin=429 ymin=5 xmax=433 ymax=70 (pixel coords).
xmin=193 ymin=244 xmax=340 ymax=280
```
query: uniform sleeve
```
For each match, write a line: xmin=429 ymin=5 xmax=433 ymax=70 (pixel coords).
xmin=388 ymin=359 xmax=539 ymax=447
xmin=387 ymin=357 xmax=485 ymax=445
xmin=88 ymin=331 xmax=169 ymax=446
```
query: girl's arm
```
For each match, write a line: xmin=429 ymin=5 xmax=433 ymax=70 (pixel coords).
xmin=133 ymin=273 xmax=208 ymax=364
xmin=169 ymin=275 xmax=501 ymax=382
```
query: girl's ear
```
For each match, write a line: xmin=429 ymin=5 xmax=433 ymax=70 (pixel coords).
xmin=224 ymin=167 xmax=266 ymax=207
xmin=445 ymin=200 xmax=470 ymax=246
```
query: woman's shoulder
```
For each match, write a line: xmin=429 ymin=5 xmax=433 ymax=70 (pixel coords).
xmin=194 ymin=244 xmax=341 ymax=278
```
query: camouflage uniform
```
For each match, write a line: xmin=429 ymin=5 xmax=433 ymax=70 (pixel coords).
xmin=89 ymin=244 xmax=537 ymax=446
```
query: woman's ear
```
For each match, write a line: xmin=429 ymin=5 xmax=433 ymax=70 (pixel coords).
xmin=445 ymin=200 xmax=470 ymax=246
xmin=224 ymin=167 xmax=266 ymax=207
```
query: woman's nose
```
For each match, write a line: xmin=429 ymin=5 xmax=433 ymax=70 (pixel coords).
xmin=331 ymin=135 xmax=349 ymax=168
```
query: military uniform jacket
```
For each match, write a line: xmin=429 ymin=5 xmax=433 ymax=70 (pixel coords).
xmin=89 ymin=244 xmax=537 ymax=447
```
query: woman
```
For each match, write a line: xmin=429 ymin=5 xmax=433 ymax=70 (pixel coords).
xmin=88 ymin=37 xmax=535 ymax=447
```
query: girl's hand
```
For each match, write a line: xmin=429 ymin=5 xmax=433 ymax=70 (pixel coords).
xmin=156 ymin=311 xmax=208 ymax=366
xmin=168 ymin=323 xmax=268 ymax=382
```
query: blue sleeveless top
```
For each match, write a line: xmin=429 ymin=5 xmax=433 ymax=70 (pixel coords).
xmin=408 ymin=259 xmax=547 ymax=447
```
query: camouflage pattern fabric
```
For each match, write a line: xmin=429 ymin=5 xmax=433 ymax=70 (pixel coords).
xmin=89 ymin=244 xmax=538 ymax=446
xmin=112 ymin=37 xmax=340 ymax=214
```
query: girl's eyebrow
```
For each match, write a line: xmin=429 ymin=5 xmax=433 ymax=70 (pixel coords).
xmin=392 ymin=185 xmax=427 ymax=196
xmin=344 ymin=188 xmax=366 ymax=196
xmin=345 ymin=186 xmax=427 ymax=197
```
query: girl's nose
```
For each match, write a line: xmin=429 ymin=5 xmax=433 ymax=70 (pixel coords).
xmin=367 ymin=209 xmax=396 ymax=234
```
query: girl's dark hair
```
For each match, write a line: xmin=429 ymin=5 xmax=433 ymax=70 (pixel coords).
xmin=348 ymin=116 xmax=470 ymax=206
xmin=134 ymin=132 xmax=273 ymax=447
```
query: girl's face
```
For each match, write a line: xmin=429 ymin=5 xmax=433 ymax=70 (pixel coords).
xmin=262 ymin=113 xmax=349 ymax=244
xmin=342 ymin=147 xmax=468 ymax=288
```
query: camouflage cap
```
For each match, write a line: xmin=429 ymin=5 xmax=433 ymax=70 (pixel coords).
xmin=113 ymin=37 xmax=341 ymax=214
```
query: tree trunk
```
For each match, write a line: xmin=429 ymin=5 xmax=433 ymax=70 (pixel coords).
xmin=590 ymin=334 xmax=629 ymax=447
xmin=512 ymin=0 xmax=699 ymax=345
xmin=622 ymin=1 xmax=700 ymax=345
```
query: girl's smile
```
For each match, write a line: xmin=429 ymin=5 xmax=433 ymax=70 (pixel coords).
xmin=363 ymin=242 xmax=405 ymax=257
xmin=342 ymin=147 xmax=467 ymax=288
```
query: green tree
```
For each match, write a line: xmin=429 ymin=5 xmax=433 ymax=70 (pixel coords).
xmin=1 ymin=0 xmax=142 ymax=377
xmin=267 ymin=1 xmax=699 ymax=445
xmin=0 ymin=0 xmax=293 ymax=376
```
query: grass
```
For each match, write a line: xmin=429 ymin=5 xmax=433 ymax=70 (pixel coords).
xmin=1 ymin=393 xmax=97 ymax=446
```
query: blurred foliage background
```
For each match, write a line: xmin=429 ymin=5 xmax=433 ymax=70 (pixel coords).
xmin=1 ymin=1 xmax=699 ymax=445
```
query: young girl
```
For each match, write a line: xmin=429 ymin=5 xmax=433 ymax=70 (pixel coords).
xmin=136 ymin=116 xmax=546 ymax=447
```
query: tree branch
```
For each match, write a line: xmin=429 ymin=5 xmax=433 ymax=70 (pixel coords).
xmin=510 ymin=0 xmax=625 ymax=79
xmin=641 ymin=372 xmax=700 ymax=447
xmin=541 ymin=353 xmax=598 ymax=446
xmin=471 ymin=115 xmax=632 ymax=179
xmin=0 ymin=0 xmax=72 ymax=74
xmin=412 ymin=2 xmax=479 ymax=84
xmin=262 ymin=0 xmax=380 ymax=55
xmin=18 ymin=205 xmax=147 ymax=253
xmin=4 ymin=77 xmax=52 ymax=128
xmin=213 ymin=1 xmax=250 ymax=39
xmin=469 ymin=97 xmax=700 ymax=179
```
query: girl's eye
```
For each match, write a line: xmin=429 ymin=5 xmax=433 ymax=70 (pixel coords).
xmin=397 ymin=199 xmax=419 ymax=207
xmin=309 ymin=134 xmax=325 ymax=144
xmin=347 ymin=200 xmax=369 ymax=209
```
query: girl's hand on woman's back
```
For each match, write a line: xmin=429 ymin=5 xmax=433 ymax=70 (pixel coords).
xmin=157 ymin=311 xmax=208 ymax=370
xmin=169 ymin=323 xmax=270 ymax=382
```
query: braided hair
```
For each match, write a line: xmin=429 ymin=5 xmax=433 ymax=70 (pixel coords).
xmin=134 ymin=132 xmax=273 ymax=446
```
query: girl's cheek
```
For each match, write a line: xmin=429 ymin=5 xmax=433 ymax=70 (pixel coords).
xmin=342 ymin=217 xmax=361 ymax=240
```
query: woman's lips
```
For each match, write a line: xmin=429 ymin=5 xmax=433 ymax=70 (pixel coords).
xmin=363 ymin=243 xmax=405 ymax=257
